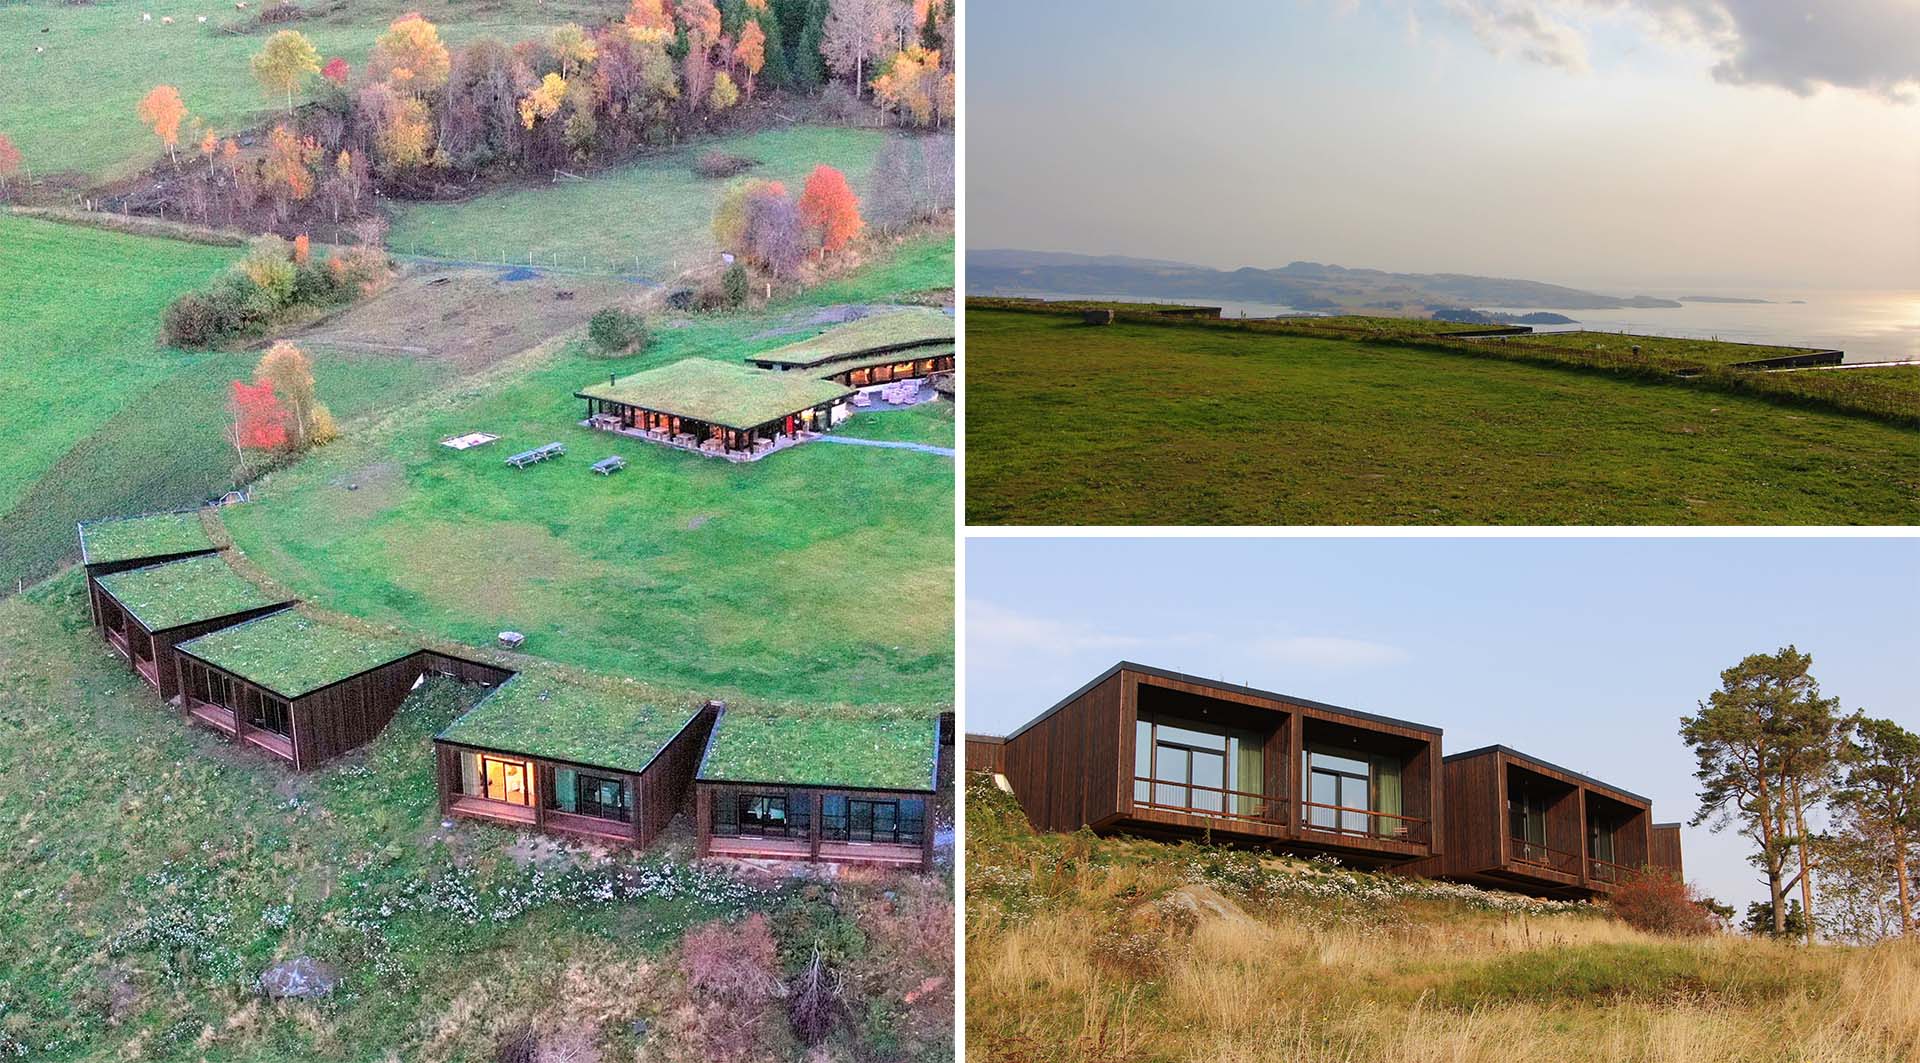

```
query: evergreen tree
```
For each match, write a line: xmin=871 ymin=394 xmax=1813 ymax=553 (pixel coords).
xmin=787 ymin=0 xmax=829 ymax=90
xmin=921 ymin=0 xmax=942 ymax=51
xmin=755 ymin=5 xmax=794 ymax=91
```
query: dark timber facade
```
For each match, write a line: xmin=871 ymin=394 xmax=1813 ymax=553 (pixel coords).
xmin=994 ymin=663 xmax=1445 ymax=868
xmin=1403 ymin=745 xmax=1675 ymax=899
xmin=173 ymin=645 xmax=429 ymax=769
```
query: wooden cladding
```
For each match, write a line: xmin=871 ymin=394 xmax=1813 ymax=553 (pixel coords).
xmin=696 ymin=782 xmax=934 ymax=869
xmin=964 ymin=733 xmax=1007 ymax=774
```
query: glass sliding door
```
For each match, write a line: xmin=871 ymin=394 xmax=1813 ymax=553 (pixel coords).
xmin=1134 ymin=716 xmax=1265 ymax=819
xmin=550 ymin=767 xmax=631 ymax=822
xmin=479 ymin=754 xmax=533 ymax=806
xmin=1303 ymin=746 xmax=1406 ymax=837
xmin=1510 ymin=787 xmax=1549 ymax=863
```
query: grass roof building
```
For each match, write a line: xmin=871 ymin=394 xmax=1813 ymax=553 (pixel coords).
xmin=89 ymin=554 xmax=293 ymax=700
xmin=695 ymin=708 xmax=943 ymax=868
xmin=745 ymin=308 xmax=956 ymax=389
xmin=576 ymin=359 xmax=854 ymax=459
xmin=78 ymin=509 xmax=224 ymax=630
xmin=434 ymin=667 xmax=719 ymax=847
xmin=174 ymin=611 xmax=425 ymax=769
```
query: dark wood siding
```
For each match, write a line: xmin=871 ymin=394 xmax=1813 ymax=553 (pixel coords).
xmin=1000 ymin=670 xmax=1124 ymax=833
xmin=145 ymin=604 xmax=292 ymax=702
xmin=964 ymin=734 xmax=1006 ymax=774
xmin=418 ymin=650 xmax=517 ymax=689
xmin=1650 ymin=824 xmax=1683 ymax=878
xmin=695 ymin=781 xmax=934 ymax=869
xmin=634 ymin=704 xmax=719 ymax=847
xmin=289 ymin=653 xmax=427 ymax=769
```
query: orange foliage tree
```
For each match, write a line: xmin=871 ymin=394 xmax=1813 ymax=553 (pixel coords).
xmin=262 ymin=124 xmax=318 ymax=213
xmin=625 ymin=0 xmax=674 ymax=40
xmin=735 ymin=20 xmax=766 ymax=97
xmin=0 ymin=133 xmax=21 ymax=193
xmin=227 ymin=378 xmax=289 ymax=457
xmin=798 ymin=164 xmax=862 ymax=255
xmin=137 ymin=85 xmax=189 ymax=164
xmin=371 ymin=12 xmax=451 ymax=92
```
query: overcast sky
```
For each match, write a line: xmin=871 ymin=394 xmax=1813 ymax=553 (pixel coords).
xmin=967 ymin=0 xmax=1920 ymax=291
xmin=965 ymin=536 xmax=1920 ymax=913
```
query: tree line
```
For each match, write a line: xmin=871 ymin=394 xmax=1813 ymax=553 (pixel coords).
xmin=1683 ymin=646 xmax=1918 ymax=944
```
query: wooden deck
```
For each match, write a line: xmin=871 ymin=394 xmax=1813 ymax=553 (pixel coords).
xmin=449 ymin=795 xmax=537 ymax=826
xmin=708 ymin=835 xmax=925 ymax=867
xmin=245 ymin=728 xmax=294 ymax=763
xmin=186 ymin=699 xmax=237 ymax=735
xmin=546 ymin=810 xmax=634 ymax=843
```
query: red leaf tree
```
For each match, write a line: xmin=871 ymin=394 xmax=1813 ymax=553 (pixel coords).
xmin=321 ymin=57 xmax=351 ymax=85
xmin=228 ymin=379 xmax=290 ymax=453
xmin=798 ymin=164 xmax=863 ymax=255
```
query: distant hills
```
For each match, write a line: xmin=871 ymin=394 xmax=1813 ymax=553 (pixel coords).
xmin=968 ymin=249 xmax=1685 ymax=313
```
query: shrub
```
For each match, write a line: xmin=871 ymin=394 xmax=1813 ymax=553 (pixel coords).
xmin=163 ymin=292 xmax=223 ymax=348
xmin=1610 ymin=873 xmax=1721 ymax=936
xmin=257 ymin=2 xmax=305 ymax=24
xmin=694 ymin=150 xmax=757 ymax=179
xmin=722 ymin=262 xmax=749 ymax=308
xmin=587 ymin=307 xmax=649 ymax=353
xmin=681 ymin=914 xmax=781 ymax=1000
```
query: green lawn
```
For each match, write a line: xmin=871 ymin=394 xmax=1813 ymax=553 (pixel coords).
xmin=0 ymin=0 xmax=589 ymax=183
xmin=385 ymin=125 xmax=890 ymax=277
xmin=0 ymin=216 xmax=449 ymax=593
xmin=1490 ymin=330 xmax=1828 ymax=367
xmin=838 ymin=400 xmax=955 ymax=447
xmin=0 ymin=572 xmax=952 ymax=1062
xmin=220 ymin=242 xmax=955 ymax=710
xmin=964 ymin=309 xmax=1920 ymax=525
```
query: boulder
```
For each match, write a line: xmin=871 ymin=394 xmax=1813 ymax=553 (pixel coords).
xmin=259 ymin=956 xmax=339 ymax=1000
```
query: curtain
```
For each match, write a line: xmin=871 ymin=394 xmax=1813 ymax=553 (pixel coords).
xmin=460 ymin=751 xmax=481 ymax=796
xmin=553 ymin=767 xmax=577 ymax=813
xmin=1234 ymin=737 xmax=1265 ymax=817
xmin=1373 ymin=755 xmax=1403 ymax=837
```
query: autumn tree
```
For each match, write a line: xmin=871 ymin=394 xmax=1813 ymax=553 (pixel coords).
xmin=872 ymin=45 xmax=941 ymax=126
xmin=822 ymin=0 xmax=889 ymax=95
xmin=227 ymin=378 xmax=289 ymax=466
xmin=735 ymin=19 xmax=766 ymax=97
xmin=713 ymin=177 xmax=782 ymax=250
xmin=1830 ymin=716 xmax=1920 ymax=937
xmin=519 ymin=73 xmax=568 ymax=130
xmin=321 ymin=57 xmax=350 ymax=85
xmin=742 ymin=179 xmax=805 ymax=276
xmin=370 ymin=13 xmax=451 ymax=92
xmin=0 ymin=133 xmax=20 ymax=194
xmin=261 ymin=124 xmax=318 ymax=218
xmin=551 ymin=23 xmax=597 ymax=78
xmin=709 ymin=71 xmax=741 ymax=112
xmin=359 ymin=82 xmax=432 ymax=173
xmin=625 ymin=0 xmax=675 ymax=41
xmin=252 ymin=30 xmax=322 ymax=114
xmin=255 ymin=340 xmax=334 ymax=449
xmin=678 ymin=0 xmax=724 ymax=42
xmin=1682 ymin=646 xmax=1846 ymax=943
xmin=798 ymin=163 xmax=861 ymax=254
xmin=137 ymin=85 xmax=189 ymax=164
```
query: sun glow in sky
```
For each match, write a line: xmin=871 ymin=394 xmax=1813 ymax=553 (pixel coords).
xmin=967 ymin=0 xmax=1920 ymax=290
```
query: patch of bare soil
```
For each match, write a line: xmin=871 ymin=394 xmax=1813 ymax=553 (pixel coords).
xmin=293 ymin=264 xmax=651 ymax=370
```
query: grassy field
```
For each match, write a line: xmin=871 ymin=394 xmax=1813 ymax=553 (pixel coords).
xmin=0 ymin=0 xmax=596 ymax=183
xmin=964 ymin=775 xmax=1919 ymax=1063
xmin=1495 ymin=330 xmax=1830 ymax=366
xmin=0 ymin=216 xmax=451 ymax=593
xmin=219 ymin=236 xmax=956 ymax=710
xmin=964 ymin=308 xmax=1920 ymax=525
xmin=0 ymin=574 xmax=953 ymax=1062
xmin=386 ymin=125 xmax=890 ymax=278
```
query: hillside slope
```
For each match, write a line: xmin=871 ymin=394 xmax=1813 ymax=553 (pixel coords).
xmin=963 ymin=775 xmax=1919 ymax=1063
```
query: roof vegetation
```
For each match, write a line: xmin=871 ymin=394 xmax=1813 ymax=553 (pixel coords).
xmin=700 ymin=707 xmax=938 ymax=791
xmin=747 ymin=306 xmax=954 ymax=368
xmin=437 ymin=664 xmax=704 ymax=774
xmin=577 ymin=358 xmax=853 ymax=429
xmin=94 ymin=554 xmax=288 ymax=632
xmin=177 ymin=610 xmax=418 ymax=699
xmin=811 ymin=343 xmax=955 ymax=378
xmin=79 ymin=510 xmax=216 ymax=566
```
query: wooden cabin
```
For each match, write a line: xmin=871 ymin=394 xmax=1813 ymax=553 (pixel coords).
xmin=990 ymin=663 xmax=1444 ymax=868
xmin=743 ymin=306 xmax=954 ymax=382
xmin=575 ymin=359 xmax=854 ymax=458
xmin=1405 ymin=745 xmax=1668 ymax=898
xmin=964 ymin=732 xmax=1007 ymax=774
xmin=89 ymin=554 xmax=293 ymax=700
xmin=695 ymin=709 xmax=942 ymax=870
xmin=434 ymin=670 xmax=719 ymax=849
xmin=78 ymin=510 xmax=222 ymax=627
xmin=173 ymin=611 xmax=424 ymax=769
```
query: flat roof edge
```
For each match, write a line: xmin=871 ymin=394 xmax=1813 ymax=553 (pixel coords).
xmin=1446 ymin=744 xmax=1652 ymax=804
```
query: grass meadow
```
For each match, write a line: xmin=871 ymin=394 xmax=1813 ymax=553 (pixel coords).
xmin=963 ymin=308 xmax=1920 ymax=525
xmin=964 ymin=777 xmax=1920 ymax=1063
xmin=385 ymin=126 xmax=891 ymax=278
xmin=0 ymin=0 xmax=595 ymax=183
xmin=0 ymin=574 xmax=953 ymax=1061
xmin=219 ymin=234 xmax=956 ymax=710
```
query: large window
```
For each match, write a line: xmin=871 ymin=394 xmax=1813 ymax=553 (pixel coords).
xmin=246 ymin=689 xmax=292 ymax=738
xmin=461 ymin=751 xmax=534 ymax=807
xmin=1302 ymin=746 xmax=1405 ymax=837
xmin=712 ymin=791 xmax=811 ymax=838
xmin=823 ymin=796 xmax=927 ymax=846
xmin=1133 ymin=717 xmax=1266 ymax=818
xmin=549 ymin=767 xmax=631 ymax=822
xmin=1509 ymin=786 xmax=1551 ymax=863
xmin=1589 ymin=815 xmax=1617 ymax=863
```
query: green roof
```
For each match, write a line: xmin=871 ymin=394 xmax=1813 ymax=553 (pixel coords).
xmin=437 ymin=665 xmax=703 ymax=774
xmin=177 ymin=611 xmax=418 ymax=699
xmin=747 ymin=307 xmax=954 ymax=368
xmin=79 ymin=511 xmax=217 ymax=566
xmin=94 ymin=555 xmax=289 ymax=632
xmin=699 ymin=709 xmax=938 ymax=791
xmin=811 ymin=343 xmax=955 ymax=378
xmin=576 ymin=359 xmax=853 ymax=430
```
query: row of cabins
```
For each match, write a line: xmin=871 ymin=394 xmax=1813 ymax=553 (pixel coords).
xmin=966 ymin=663 xmax=1681 ymax=899
xmin=80 ymin=511 xmax=943 ymax=870
xmin=575 ymin=306 xmax=955 ymax=460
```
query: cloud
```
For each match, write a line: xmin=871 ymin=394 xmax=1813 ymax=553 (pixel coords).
xmin=1438 ymin=0 xmax=1920 ymax=102
xmin=966 ymin=600 xmax=1162 ymax=661
xmin=1248 ymin=635 xmax=1411 ymax=669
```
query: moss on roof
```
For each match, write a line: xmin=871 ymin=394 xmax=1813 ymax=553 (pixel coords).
xmin=699 ymin=708 xmax=938 ymax=791
xmin=577 ymin=358 xmax=853 ymax=429
xmin=94 ymin=554 xmax=289 ymax=632
xmin=79 ymin=511 xmax=217 ymax=566
xmin=437 ymin=665 xmax=704 ymax=773
xmin=813 ymin=343 xmax=954 ymax=378
xmin=747 ymin=307 xmax=954 ymax=368
xmin=177 ymin=610 xmax=418 ymax=699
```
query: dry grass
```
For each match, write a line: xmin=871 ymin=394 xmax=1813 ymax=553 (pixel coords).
xmin=966 ymin=781 xmax=1920 ymax=1063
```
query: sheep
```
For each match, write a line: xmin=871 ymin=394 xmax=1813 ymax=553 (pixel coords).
xmin=235 ymin=1 xmax=248 ymax=8
xmin=161 ymin=15 xmax=173 ymax=24
xmin=198 ymin=15 xmax=208 ymax=22
xmin=141 ymin=12 xmax=152 ymax=21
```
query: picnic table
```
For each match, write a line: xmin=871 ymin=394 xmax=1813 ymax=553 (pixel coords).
xmin=505 ymin=442 xmax=566 ymax=468
xmin=591 ymin=455 xmax=627 ymax=475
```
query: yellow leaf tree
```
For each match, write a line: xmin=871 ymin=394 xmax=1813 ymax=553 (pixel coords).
xmin=136 ymin=85 xmax=189 ymax=164
xmin=255 ymin=341 xmax=325 ymax=450
xmin=370 ymin=13 xmax=451 ymax=92
xmin=519 ymin=73 xmax=568 ymax=130
xmin=551 ymin=23 xmax=598 ymax=78
xmin=251 ymin=30 xmax=321 ymax=114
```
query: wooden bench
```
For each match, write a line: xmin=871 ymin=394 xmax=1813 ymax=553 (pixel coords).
xmin=505 ymin=442 xmax=566 ymax=468
xmin=591 ymin=455 xmax=626 ymax=475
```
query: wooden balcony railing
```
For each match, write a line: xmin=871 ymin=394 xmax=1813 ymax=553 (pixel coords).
xmin=1132 ymin=777 xmax=1286 ymax=826
xmin=1509 ymin=838 xmax=1582 ymax=876
xmin=1587 ymin=858 xmax=1638 ymax=885
xmin=1298 ymin=801 xmax=1431 ymax=845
